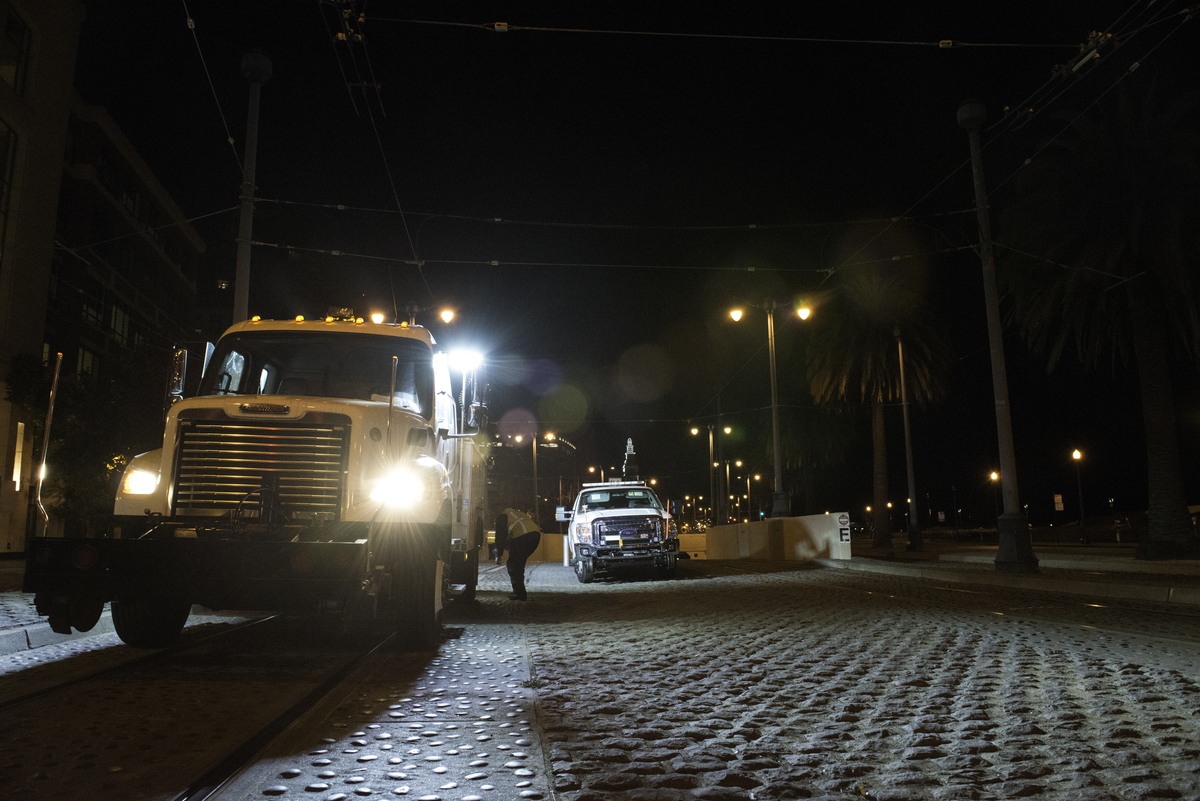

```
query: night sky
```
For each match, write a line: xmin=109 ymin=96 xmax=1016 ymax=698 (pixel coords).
xmin=72 ymin=1 xmax=1200 ymax=525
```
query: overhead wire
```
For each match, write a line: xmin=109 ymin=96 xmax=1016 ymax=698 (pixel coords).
xmin=368 ymin=16 xmax=1076 ymax=49
xmin=251 ymin=195 xmax=980 ymax=231
xmin=988 ymin=1 xmax=1193 ymax=137
xmin=823 ymin=1 xmax=1195 ymax=284
xmin=180 ymin=1 xmax=243 ymax=173
xmin=987 ymin=7 xmax=1195 ymax=199
xmin=319 ymin=1 xmax=429 ymax=314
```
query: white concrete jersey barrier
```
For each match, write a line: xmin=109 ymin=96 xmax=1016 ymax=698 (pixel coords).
xmin=679 ymin=512 xmax=853 ymax=561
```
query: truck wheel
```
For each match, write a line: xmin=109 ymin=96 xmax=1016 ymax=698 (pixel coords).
xmin=112 ymin=596 xmax=191 ymax=647
xmin=574 ymin=556 xmax=595 ymax=584
xmin=393 ymin=503 xmax=449 ymax=651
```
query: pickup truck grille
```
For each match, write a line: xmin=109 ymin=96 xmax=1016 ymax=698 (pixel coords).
xmin=592 ymin=515 xmax=661 ymax=544
xmin=173 ymin=417 xmax=349 ymax=517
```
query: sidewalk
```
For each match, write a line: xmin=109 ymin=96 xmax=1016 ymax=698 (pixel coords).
xmin=3 ymin=538 xmax=1197 ymax=656
xmin=823 ymin=536 xmax=1200 ymax=606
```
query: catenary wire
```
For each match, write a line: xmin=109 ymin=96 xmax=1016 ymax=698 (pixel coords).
xmin=251 ymin=195 xmax=979 ymax=231
xmin=368 ymin=16 xmax=1077 ymax=49
xmin=180 ymin=1 xmax=243 ymax=173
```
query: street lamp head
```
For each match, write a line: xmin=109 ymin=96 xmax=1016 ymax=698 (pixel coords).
xmin=1072 ymin=449 xmax=1082 ymax=460
xmin=797 ymin=307 xmax=810 ymax=320
xmin=723 ymin=426 xmax=731 ymax=435
xmin=514 ymin=435 xmax=523 ymax=443
xmin=957 ymin=98 xmax=986 ymax=131
xmin=730 ymin=309 xmax=743 ymax=322
xmin=990 ymin=471 xmax=999 ymax=481
xmin=440 ymin=309 xmax=455 ymax=324
xmin=691 ymin=427 xmax=699 ymax=436
xmin=545 ymin=432 xmax=555 ymax=441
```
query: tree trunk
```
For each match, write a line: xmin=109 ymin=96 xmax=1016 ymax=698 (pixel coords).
xmin=871 ymin=398 xmax=892 ymax=548
xmin=1128 ymin=278 xmax=1199 ymax=559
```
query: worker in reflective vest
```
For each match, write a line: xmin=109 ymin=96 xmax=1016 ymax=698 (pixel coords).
xmin=495 ymin=508 xmax=541 ymax=601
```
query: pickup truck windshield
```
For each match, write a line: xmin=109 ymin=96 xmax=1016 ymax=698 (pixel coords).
xmin=199 ymin=331 xmax=434 ymax=416
xmin=579 ymin=488 xmax=663 ymax=511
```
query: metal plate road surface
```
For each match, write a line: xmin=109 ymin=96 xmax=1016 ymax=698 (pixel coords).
xmin=212 ymin=622 xmax=547 ymax=801
xmin=4 ymin=559 xmax=1200 ymax=800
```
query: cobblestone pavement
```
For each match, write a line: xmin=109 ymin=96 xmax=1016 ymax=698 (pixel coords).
xmin=474 ymin=561 xmax=1200 ymax=801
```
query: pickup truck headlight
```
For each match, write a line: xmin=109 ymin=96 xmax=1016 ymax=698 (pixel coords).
xmin=121 ymin=469 xmax=159 ymax=495
xmin=370 ymin=470 xmax=431 ymax=507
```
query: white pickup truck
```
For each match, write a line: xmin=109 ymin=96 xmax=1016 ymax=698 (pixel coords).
xmin=557 ymin=481 xmax=679 ymax=583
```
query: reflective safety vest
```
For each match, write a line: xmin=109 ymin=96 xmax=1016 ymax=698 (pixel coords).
xmin=504 ymin=508 xmax=540 ymax=539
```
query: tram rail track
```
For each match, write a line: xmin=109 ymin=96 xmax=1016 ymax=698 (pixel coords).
xmin=0 ymin=611 xmax=404 ymax=801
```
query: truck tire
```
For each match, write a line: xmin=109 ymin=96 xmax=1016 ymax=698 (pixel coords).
xmin=574 ymin=556 xmax=595 ymax=584
xmin=112 ymin=595 xmax=191 ymax=647
xmin=393 ymin=502 xmax=449 ymax=651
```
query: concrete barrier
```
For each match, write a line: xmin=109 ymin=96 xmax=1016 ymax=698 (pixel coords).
xmin=701 ymin=513 xmax=852 ymax=561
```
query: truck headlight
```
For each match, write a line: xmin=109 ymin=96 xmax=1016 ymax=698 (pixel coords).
xmin=122 ymin=469 xmax=158 ymax=495
xmin=370 ymin=470 xmax=430 ymax=507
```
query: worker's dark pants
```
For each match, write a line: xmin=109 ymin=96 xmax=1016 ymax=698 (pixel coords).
xmin=506 ymin=532 xmax=541 ymax=599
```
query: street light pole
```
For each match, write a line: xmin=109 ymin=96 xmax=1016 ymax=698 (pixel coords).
xmin=233 ymin=51 xmax=271 ymax=324
xmin=895 ymin=328 xmax=922 ymax=551
xmin=766 ymin=302 xmax=788 ymax=518
xmin=958 ymin=98 xmax=1038 ymax=573
xmin=1073 ymin=449 xmax=1088 ymax=544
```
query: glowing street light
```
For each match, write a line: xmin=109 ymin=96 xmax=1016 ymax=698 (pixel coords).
xmin=730 ymin=302 xmax=811 ymax=517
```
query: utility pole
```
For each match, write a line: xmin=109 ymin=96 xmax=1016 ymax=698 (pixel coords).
xmin=233 ymin=51 xmax=272 ymax=324
xmin=958 ymin=99 xmax=1038 ymax=573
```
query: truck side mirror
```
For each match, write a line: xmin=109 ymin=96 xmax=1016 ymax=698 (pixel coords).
xmin=669 ymin=500 xmax=683 ymax=516
xmin=556 ymin=506 xmax=573 ymax=522
xmin=164 ymin=347 xmax=188 ymax=419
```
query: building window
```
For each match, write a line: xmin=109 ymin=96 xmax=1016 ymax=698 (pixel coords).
xmin=0 ymin=118 xmax=14 ymax=269
xmin=82 ymin=295 xmax=104 ymax=328
xmin=0 ymin=9 xmax=31 ymax=95
xmin=111 ymin=304 xmax=131 ymax=347
xmin=77 ymin=347 xmax=97 ymax=377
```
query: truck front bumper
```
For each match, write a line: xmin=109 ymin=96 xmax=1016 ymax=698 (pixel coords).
xmin=23 ymin=537 xmax=370 ymax=611
xmin=581 ymin=539 xmax=678 ymax=571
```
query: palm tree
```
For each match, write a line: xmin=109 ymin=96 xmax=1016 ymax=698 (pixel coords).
xmin=806 ymin=256 xmax=950 ymax=548
xmin=998 ymin=80 xmax=1200 ymax=560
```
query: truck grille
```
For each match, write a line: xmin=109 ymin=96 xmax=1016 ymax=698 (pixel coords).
xmin=173 ymin=417 xmax=349 ymax=517
xmin=592 ymin=515 xmax=661 ymax=544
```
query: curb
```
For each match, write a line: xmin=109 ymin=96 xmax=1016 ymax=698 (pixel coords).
xmin=816 ymin=557 xmax=1200 ymax=606
xmin=0 ymin=612 xmax=116 ymax=656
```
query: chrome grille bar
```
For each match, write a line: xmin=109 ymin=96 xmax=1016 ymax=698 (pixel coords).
xmin=174 ymin=420 xmax=348 ymax=516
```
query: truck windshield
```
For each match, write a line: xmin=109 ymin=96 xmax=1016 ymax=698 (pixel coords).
xmin=198 ymin=331 xmax=434 ymax=416
xmin=579 ymin=488 xmax=663 ymax=511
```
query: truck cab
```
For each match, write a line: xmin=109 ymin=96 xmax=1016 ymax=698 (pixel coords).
xmin=557 ymin=481 xmax=678 ymax=583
